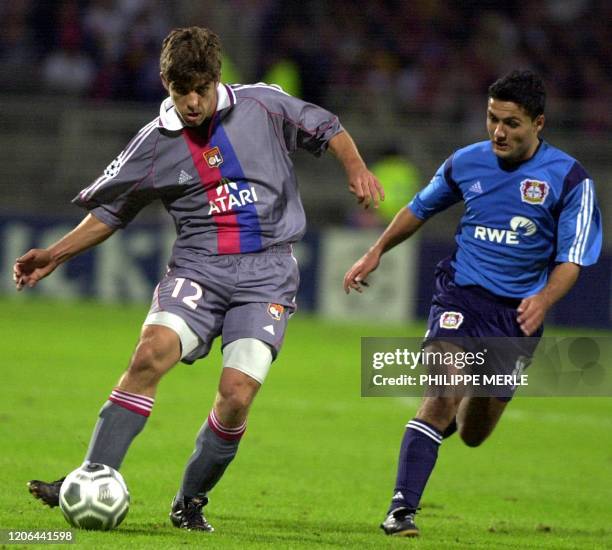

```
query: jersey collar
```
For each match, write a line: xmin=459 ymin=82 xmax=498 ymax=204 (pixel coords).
xmin=495 ymin=138 xmax=545 ymax=172
xmin=158 ymin=83 xmax=236 ymax=131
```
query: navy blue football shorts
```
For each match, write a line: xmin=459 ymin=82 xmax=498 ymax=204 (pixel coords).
xmin=424 ymin=257 xmax=543 ymax=401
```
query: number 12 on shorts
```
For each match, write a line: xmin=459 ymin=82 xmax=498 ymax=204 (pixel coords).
xmin=171 ymin=278 xmax=203 ymax=310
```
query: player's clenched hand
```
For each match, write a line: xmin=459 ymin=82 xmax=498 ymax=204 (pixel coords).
xmin=343 ymin=250 xmax=381 ymax=294
xmin=13 ymin=249 xmax=57 ymax=291
xmin=517 ymin=294 xmax=550 ymax=336
xmin=347 ymin=166 xmax=385 ymax=210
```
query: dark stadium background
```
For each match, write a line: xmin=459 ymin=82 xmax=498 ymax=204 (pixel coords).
xmin=1 ymin=0 xmax=610 ymax=323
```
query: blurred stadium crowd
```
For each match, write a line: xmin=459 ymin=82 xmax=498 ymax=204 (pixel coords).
xmin=1 ymin=0 xmax=610 ymax=132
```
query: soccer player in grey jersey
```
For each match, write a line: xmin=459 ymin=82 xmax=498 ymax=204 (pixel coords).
xmin=13 ymin=27 xmax=384 ymax=531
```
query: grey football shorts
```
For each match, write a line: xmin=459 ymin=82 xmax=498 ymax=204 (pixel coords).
xmin=144 ymin=245 xmax=299 ymax=364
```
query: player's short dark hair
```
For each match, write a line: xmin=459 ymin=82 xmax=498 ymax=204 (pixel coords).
xmin=488 ymin=70 xmax=546 ymax=119
xmin=160 ymin=27 xmax=221 ymax=89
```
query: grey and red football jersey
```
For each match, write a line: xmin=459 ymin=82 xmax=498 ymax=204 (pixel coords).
xmin=74 ymin=83 xmax=344 ymax=262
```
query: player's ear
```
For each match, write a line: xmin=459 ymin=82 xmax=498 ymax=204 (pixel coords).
xmin=160 ymin=74 xmax=170 ymax=92
xmin=534 ymin=114 xmax=545 ymax=133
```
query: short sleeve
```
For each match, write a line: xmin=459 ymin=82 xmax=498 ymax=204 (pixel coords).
xmin=72 ymin=121 xmax=159 ymax=228
xmin=408 ymin=156 xmax=462 ymax=220
xmin=244 ymin=84 xmax=344 ymax=156
xmin=555 ymin=177 xmax=602 ymax=265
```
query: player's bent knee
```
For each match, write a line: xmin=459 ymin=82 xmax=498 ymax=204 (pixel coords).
xmin=214 ymin=339 xmax=271 ymax=416
xmin=129 ymin=332 xmax=180 ymax=381
xmin=217 ymin=388 xmax=253 ymax=414
xmin=129 ymin=345 xmax=166 ymax=380
xmin=222 ymin=338 xmax=273 ymax=385
xmin=216 ymin=380 xmax=258 ymax=417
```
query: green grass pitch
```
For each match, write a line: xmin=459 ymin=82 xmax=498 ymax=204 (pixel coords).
xmin=1 ymin=297 xmax=611 ymax=549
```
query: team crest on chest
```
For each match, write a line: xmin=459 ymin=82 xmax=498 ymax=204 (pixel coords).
xmin=267 ymin=303 xmax=284 ymax=321
xmin=520 ymin=179 xmax=549 ymax=205
xmin=440 ymin=311 xmax=464 ymax=330
xmin=204 ymin=146 xmax=223 ymax=168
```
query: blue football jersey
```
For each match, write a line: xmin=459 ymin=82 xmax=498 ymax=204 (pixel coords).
xmin=409 ymin=140 xmax=602 ymax=298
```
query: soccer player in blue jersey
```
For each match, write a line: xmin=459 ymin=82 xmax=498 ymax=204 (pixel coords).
xmin=13 ymin=27 xmax=384 ymax=531
xmin=344 ymin=70 xmax=601 ymax=537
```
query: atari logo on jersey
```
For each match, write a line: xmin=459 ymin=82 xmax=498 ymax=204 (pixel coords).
xmin=520 ymin=179 xmax=549 ymax=205
xmin=216 ymin=180 xmax=239 ymax=196
xmin=440 ymin=311 xmax=464 ymax=330
xmin=267 ymin=303 xmax=284 ymax=321
xmin=208 ymin=178 xmax=259 ymax=215
xmin=204 ymin=146 xmax=223 ymax=168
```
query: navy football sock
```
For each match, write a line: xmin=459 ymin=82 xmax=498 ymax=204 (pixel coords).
xmin=389 ymin=418 xmax=442 ymax=513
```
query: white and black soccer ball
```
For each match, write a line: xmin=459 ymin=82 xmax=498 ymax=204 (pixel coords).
xmin=59 ymin=463 xmax=130 ymax=530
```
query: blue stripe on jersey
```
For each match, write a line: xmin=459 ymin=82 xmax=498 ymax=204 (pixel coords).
xmin=211 ymin=125 xmax=263 ymax=253
xmin=443 ymin=155 xmax=461 ymax=196
xmin=562 ymin=161 xmax=589 ymax=196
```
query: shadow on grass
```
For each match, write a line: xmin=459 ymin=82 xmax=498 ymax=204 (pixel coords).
xmin=93 ymin=520 xmax=373 ymax=548
xmin=485 ymin=520 xmax=611 ymax=539
xmin=216 ymin=513 xmax=376 ymax=537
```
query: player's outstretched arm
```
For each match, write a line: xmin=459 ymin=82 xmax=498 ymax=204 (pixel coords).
xmin=328 ymin=131 xmax=385 ymax=209
xmin=13 ymin=214 xmax=115 ymax=291
xmin=343 ymin=207 xmax=425 ymax=294
xmin=516 ymin=262 xmax=581 ymax=335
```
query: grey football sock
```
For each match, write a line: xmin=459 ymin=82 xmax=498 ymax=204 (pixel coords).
xmin=84 ymin=401 xmax=148 ymax=470
xmin=178 ymin=419 xmax=242 ymax=499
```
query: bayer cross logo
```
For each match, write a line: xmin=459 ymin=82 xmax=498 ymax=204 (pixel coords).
xmin=520 ymin=179 xmax=549 ymax=205
xmin=440 ymin=311 xmax=464 ymax=330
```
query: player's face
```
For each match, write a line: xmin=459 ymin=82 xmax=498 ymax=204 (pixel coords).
xmin=162 ymin=77 xmax=218 ymax=127
xmin=486 ymin=98 xmax=544 ymax=163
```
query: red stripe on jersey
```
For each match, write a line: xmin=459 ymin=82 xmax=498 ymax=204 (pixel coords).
xmin=183 ymin=126 xmax=241 ymax=254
